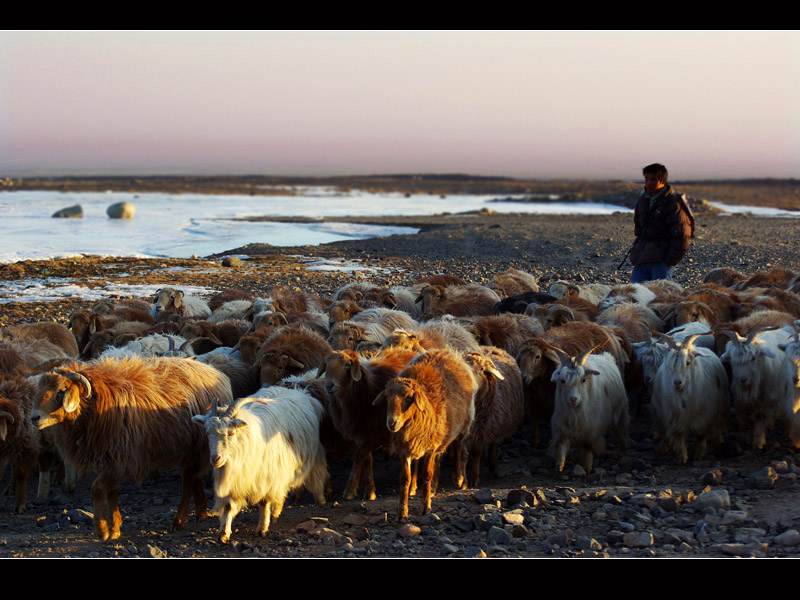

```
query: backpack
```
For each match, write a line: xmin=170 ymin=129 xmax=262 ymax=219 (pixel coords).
xmin=676 ymin=193 xmax=696 ymax=239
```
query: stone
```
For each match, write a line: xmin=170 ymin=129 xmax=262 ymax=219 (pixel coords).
xmin=693 ymin=488 xmax=730 ymax=511
xmin=222 ymin=256 xmax=243 ymax=267
xmin=52 ymin=204 xmax=83 ymax=218
xmin=106 ymin=201 xmax=135 ymax=218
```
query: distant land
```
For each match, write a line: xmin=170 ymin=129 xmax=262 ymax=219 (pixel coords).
xmin=2 ymin=174 xmax=799 ymax=211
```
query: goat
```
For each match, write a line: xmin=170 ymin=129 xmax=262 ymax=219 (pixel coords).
xmin=192 ymin=390 xmax=328 ymax=544
xmin=32 ymin=356 xmax=233 ymax=540
xmin=254 ymin=325 xmax=332 ymax=386
xmin=548 ymin=344 xmax=629 ymax=473
xmin=651 ymin=333 xmax=729 ymax=463
xmin=373 ymin=349 xmax=476 ymax=520
xmin=719 ymin=326 xmax=793 ymax=449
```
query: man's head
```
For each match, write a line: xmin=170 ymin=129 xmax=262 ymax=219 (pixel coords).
xmin=643 ymin=163 xmax=668 ymax=195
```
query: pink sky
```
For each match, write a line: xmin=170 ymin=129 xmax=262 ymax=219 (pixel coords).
xmin=1 ymin=31 xmax=797 ymax=179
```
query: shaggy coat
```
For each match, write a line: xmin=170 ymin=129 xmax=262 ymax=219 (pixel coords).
xmin=0 ymin=377 xmax=60 ymax=513
xmin=549 ymin=348 xmax=629 ymax=473
xmin=462 ymin=347 xmax=524 ymax=486
xmin=193 ymin=389 xmax=328 ymax=544
xmin=651 ymin=335 xmax=729 ymax=463
xmin=33 ymin=356 xmax=232 ymax=541
xmin=317 ymin=348 xmax=418 ymax=500
xmin=2 ymin=322 xmax=79 ymax=358
xmin=374 ymin=349 xmax=476 ymax=520
xmin=719 ymin=327 xmax=794 ymax=449
xmin=254 ymin=325 xmax=332 ymax=386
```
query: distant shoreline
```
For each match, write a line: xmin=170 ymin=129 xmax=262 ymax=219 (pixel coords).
xmin=3 ymin=174 xmax=799 ymax=211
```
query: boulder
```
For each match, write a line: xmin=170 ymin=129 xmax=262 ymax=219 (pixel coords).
xmin=52 ymin=204 xmax=83 ymax=218
xmin=107 ymin=202 xmax=136 ymax=219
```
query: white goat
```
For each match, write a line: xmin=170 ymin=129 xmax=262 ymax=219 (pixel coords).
xmin=549 ymin=344 xmax=629 ymax=473
xmin=651 ymin=333 xmax=729 ymax=463
xmin=193 ymin=389 xmax=328 ymax=544
xmin=719 ymin=326 xmax=793 ymax=449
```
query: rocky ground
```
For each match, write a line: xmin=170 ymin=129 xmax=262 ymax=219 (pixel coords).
xmin=2 ymin=210 xmax=800 ymax=558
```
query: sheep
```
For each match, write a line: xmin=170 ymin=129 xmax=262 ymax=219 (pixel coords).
xmin=328 ymin=314 xmax=416 ymax=352
xmin=254 ymin=325 xmax=332 ymax=386
xmin=0 ymin=376 xmax=60 ymax=513
xmin=651 ymin=333 xmax=729 ymax=463
xmin=0 ymin=339 xmax=71 ymax=378
xmin=373 ymin=348 xmax=476 ymax=520
xmin=195 ymin=347 xmax=260 ymax=400
xmin=208 ymin=299 xmax=254 ymax=323
xmin=468 ymin=313 xmax=544 ymax=356
xmin=493 ymin=291 xmax=558 ymax=315
xmin=207 ymin=289 xmax=255 ymax=313
xmin=32 ymin=356 xmax=233 ymax=540
xmin=99 ymin=333 xmax=196 ymax=360
xmin=490 ymin=267 xmax=540 ymax=297
xmin=598 ymin=283 xmax=656 ymax=310
xmin=415 ymin=283 xmax=501 ymax=319
xmin=1 ymin=322 xmax=79 ymax=358
xmin=192 ymin=390 xmax=328 ymax=544
xmin=461 ymin=347 xmax=524 ymax=487
xmin=718 ymin=326 xmax=794 ymax=449
xmin=316 ymin=347 xmax=418 ymax=500
xmin=179 ymin=319 xmax=250 ymax=354
xmin=151 ymin=287 xmax=212 ymax=319
xmin=548 ymin=281 xmax=611 ymax=307
xmin=548 ymin=344 xmax=629 ymax=473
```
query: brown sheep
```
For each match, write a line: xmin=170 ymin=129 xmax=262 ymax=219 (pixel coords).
xmin=373 ymin=349 xmax=476 ymax=520
xmin=32 ymin=356 xmax=233 ymax=541
xmin=254 ymin=325 xmax=332 ymax=386
xmin=317 ymin=347 xmax=418 ymax=500
xmin=462 ymin=347 xmax=524 ymax=487
xmin=2 ymin=322 xmax=79 ymax=358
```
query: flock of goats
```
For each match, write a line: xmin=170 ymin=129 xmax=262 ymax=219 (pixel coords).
xmin=1 ymin=264 xmax=800 ymax=545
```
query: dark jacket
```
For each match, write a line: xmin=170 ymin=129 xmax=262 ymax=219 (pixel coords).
xmin=630 ymin=185 xmax=692 ymax=268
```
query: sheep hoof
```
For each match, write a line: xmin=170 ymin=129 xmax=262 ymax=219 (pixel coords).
xmin=218 ymin=533 xmax=231 ymax=544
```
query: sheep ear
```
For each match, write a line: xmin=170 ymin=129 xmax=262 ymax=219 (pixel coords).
xmin=350 ymin=360 xmax=362 ymax=382
xmin=63 ymin=385 xmax=82 ymax=413
xmin=584 ymin=368 xmax=601 ymax=376
xmin=192 ymin=413 xmax=209 ymax=426
xmin=762 ymin=348 xmax=777 ymax=359
xmin=371 ymin=390 xmax=385 ymax=406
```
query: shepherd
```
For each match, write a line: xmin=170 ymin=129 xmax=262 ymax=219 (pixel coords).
xmin=626 ymin=163 xmax=694 ymax=283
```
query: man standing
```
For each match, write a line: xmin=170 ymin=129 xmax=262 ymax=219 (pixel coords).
xmin=629 ymin=163 xmax=693 ymax=283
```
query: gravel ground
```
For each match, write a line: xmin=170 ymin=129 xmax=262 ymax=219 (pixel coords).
xmin=2 ymin=210 xmax=800 ymax=558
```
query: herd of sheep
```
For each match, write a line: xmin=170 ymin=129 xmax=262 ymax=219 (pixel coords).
xmin=1 ymin=265 xmax=800 ymax=544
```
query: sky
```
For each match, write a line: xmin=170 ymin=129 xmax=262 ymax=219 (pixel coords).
xmin=1 ymin=31 xmax=798 ymax=180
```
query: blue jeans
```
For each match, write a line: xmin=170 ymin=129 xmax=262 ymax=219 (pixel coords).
xmin=631 ymin=261 xmax=670 ymax=283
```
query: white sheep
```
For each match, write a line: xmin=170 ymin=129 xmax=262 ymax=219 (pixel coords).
xmin=193 ymin=389 xmax=328 ymax=544
xmin=549 ymin=344 xmax=629 ymax=473
xmin=151 ymin=288 xmax=212 ymax=319
xmin=651 ymin=333 xmax=729 ymax=463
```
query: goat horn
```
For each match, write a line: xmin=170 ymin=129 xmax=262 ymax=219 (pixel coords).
xmin=576 ymin=338 xmax=609 ymax=367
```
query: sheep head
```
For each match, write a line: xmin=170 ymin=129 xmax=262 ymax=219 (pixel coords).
xmin=32 ymin=368 xmax=92 ymax=429
xmin=317 ymin=350 xmax=362 ymax=397
xmin=374 ymin=377 xmax=423 ymax=433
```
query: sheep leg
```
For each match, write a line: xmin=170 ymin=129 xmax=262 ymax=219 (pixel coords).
xmin=468 ymin=442 xmax=485 ymax=488
xmin=451 ymin=440 xmax=467 ymax=490
xmin=420 ymin=453 xmax=437 ymax=515
xmin=107 ymin=485 xmax=123 ymax=540
xmin=257 ymin=501 xmax=271 ymax=537
xmin=487 ymin=443 xmax=499 ymax=475
xmin=12 ymin=461 xmax=29 ymax=514
xmin=409 ymin=458 xmax=418 ymax=497
xmin=674 ymin=435 xmax=689 ymax=464
xmin=173 ymin=467 xmax=202 ymax=529
xmin=91 ymin=474 xmax=119 ymax=541
xmin=693 ymin=437 xmax=708 ymax=461
xmin=218 ymin=499 xmax=240 ymax=544
xmin=397 ymin=456 xmax=412 ymax=521
xmin=36 ymin=449 xmax=55 ymax=499
xmin=344 ymin=446 xmax=368 ymax=500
